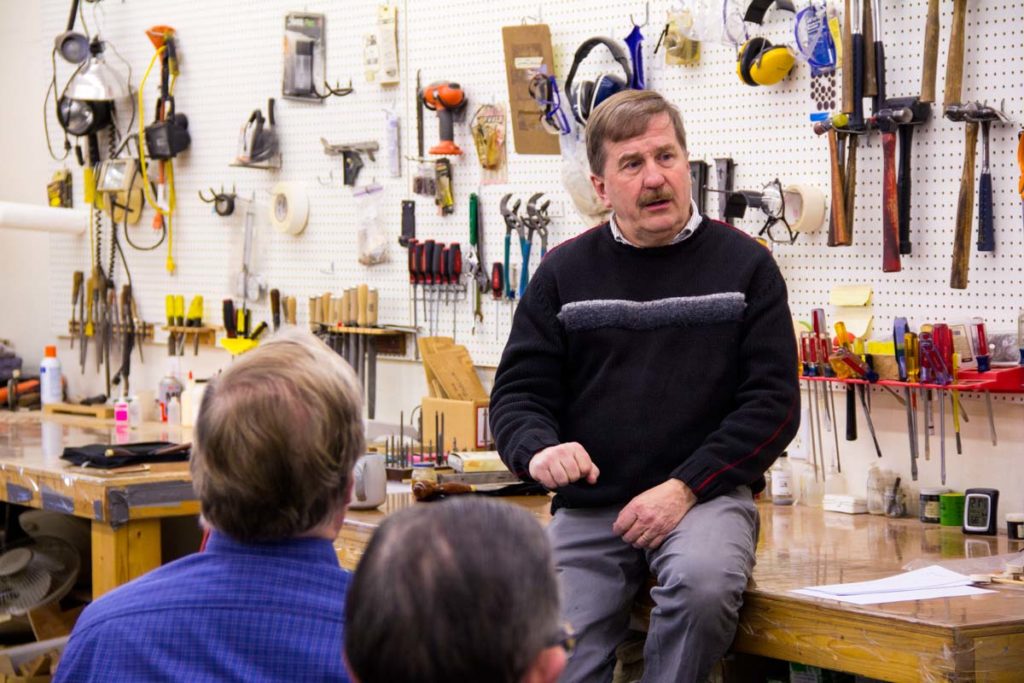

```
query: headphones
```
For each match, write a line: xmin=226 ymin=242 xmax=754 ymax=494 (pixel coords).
xmin=736 ymin=37 xmax=796 ymax=87
xmin=564 ymin=37 xmax=633 ymax=126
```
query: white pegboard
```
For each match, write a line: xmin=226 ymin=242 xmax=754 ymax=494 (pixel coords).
xmin=42 ymin=0 xmax=1024 ymax=387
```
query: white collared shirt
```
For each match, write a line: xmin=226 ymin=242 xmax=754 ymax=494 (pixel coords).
xmin=609 ymin=199 xmax=703 ymax=248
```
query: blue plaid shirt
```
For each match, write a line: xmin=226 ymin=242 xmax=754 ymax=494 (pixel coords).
xmin=56 ymin=531 xmax=351 ymax=682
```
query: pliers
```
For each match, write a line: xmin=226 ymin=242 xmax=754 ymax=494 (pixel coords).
xmin=500 ymin=194 xmax=527 ymax=300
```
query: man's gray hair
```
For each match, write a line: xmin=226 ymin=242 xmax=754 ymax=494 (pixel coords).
xmin=192 ymin=328 xmax=364 ymax=542
xmin=345 ymin=498 xmax=562 ymax=683
xmin=586 ymin=89 xmax=688 ymax=175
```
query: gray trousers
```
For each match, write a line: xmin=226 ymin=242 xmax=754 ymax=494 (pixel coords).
xmin=549 ymin=486 xmax=758 ymax=683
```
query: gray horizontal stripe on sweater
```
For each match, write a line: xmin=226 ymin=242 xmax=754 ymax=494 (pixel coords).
xmin=558 ymin=293 xmax=746 ymax=332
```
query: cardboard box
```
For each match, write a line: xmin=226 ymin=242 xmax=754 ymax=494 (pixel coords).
xmin=421 ymin=396 xmax=491 ymax=452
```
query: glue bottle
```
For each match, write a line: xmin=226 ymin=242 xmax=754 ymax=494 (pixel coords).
xmin=770 ymin=452 xmax=794 ymax=505
xmin=39 ymin=346 xmax=63 ymax=405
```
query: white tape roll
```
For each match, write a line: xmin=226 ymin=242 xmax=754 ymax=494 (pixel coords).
xmin=0 ymin=201 xmax=88 ymax=235
xmin=784 ymin=184 xmax=826 ymax=233
xmin=268 ymin=182 xmax=309 ymax=236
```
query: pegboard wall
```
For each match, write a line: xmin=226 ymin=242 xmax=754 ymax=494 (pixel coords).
xmin=42 ymin=0 xmax=1024 ymax=381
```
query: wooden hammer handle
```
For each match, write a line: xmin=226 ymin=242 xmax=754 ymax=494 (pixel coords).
xmin=950 ymin=121 xmax=979 ymax=289
xmin=881 ymin=131 xmax=902 ymax=272
xmin=943 ymin=0 xmax=968 ymax=109
xmin=827 ymin=129 xmax=849 ymax=246
xmin=842 ymin=0 xmax=854 ymax=114
xmin=921 ymin=0 xmax=940 ymax=103
xmin=843 ymin=134 xmax=858 ymax=245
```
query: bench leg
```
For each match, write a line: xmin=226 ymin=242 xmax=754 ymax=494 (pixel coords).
xmin=90 ymin=519 xmax=161 ymax=599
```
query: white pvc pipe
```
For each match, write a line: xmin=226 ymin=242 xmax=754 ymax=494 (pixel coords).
xmin=0 ymin=201 xmax=88 ymax=235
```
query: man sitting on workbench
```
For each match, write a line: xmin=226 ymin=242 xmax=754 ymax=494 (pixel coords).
xmin=490 ymin=89 xmax=800 ymax=682
xmin=344 ymin=498 xmax=569 ymax=683
xmin=57 ymin=330 xmax=365 ymax=682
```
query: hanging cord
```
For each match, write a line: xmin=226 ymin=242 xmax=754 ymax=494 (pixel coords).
xmin=43 ymin=48 xmax=70 ymax=161
xmin=137 ymin=45 xmax=178 ymax=273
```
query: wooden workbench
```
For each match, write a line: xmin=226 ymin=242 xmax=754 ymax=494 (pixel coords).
xmin=336 ymin=492 xmax=1024 ymax=682
xmin=0 ymin=411 xmax=197 ymax=598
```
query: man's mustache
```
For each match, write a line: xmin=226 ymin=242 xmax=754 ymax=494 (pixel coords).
xmin=639 ymin=190 xmax=673 ymax=207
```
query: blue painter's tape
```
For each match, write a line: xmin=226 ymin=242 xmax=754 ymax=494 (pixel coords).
xmin=5 ymin=483 xmax=33 ymax=504
xmin=41 ymin=487 xmax=75 ymax=514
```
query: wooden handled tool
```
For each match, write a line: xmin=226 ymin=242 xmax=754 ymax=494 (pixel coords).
xmin=920 ymin=0 xmax=940 ymax=103
xmin=285 ymin=296 xmax=297 ymax=325
xmin=357 ymin=284 xmax=369 ymax=327
xmin=842 ymin=0 xmax=854 ymax=114
xmin=270 ymin=288 xmax=281 ymax=331
xmin=842 ymin=134 xmax=858 ymax=244
xmin=943 ymin=0 xmax=967 ymax=111
xmin=862 ymin=0 xmax=876 ymax=98
xmin=819 ymin=122 xmax=849 ymax=246
xmin=950 ymin=120 xmax=979 ymax=289
xmin=880 ymin=121 xmax=901 ymax=272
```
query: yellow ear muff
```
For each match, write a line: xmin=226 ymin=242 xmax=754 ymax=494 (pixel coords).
xmin=736 ymin=37 xmax=769 ymax=86
xmin=749 ymin=44 xmax=796 ymax=86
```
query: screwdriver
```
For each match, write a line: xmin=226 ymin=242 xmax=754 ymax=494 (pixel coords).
xmin=431 ymin=242 xmax=443 ymax=336
xmin=187 ymin=296 xmax=204 ymax=355
xmin=448 ymin=243 xmax=462 ymax=340
xmin=71 ymin=271 xmax=83 ymax=349
xmin=165 ymin=295 xmax=176 ymax=354
xmin=905 ymin=331 xmax=921 ymax=459
xmin=833 ymin=322 xmax=857 ymax=442
xmin=491 ymin=262 xmax=504 ymax=342
xmin=422 ymin=240 xmax=436 ymax=335
xmin=951 ymin=352 xmax=962 ymax=455
xmin=407 ymin=239 xmax=419 ymax=332
xmin=174 ymin=295 xmax=186 ymax=355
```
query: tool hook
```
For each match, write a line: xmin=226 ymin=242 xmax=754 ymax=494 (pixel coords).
xmin=631 ymin=1 xmax=650 ymax=28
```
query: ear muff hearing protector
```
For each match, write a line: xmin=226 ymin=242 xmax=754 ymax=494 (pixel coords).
xmin=564 ymin=37 xmax=633 ymax=126
xmin=737 ymin=37 xmax=796 ymax=87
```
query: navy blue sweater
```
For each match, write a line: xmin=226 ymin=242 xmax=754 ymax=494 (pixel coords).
xmin=490 ymin=218 xmax=800 ymax=511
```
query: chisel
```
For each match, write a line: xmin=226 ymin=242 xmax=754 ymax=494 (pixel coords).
xmin=834 ymin=322 xmax=857 ymax=442
xmin=270 ymin=289 xmax=281 ymax=331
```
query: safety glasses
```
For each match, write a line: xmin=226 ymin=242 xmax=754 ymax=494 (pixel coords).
xmin=757 ymin=178 xmax=799 ymax=245
xmin=528 ymin=73 xmax=571 ymax=135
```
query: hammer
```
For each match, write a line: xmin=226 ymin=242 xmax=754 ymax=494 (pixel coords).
xmin=965 ymin=102 xmax=1012 ymax=253
xmin=879 ymin=97 xmax=931 ymax=260
xmin=945 ymin=103 xmax=978 ymax=290
xmin=813 ymin=117 xmax=851 ymax=246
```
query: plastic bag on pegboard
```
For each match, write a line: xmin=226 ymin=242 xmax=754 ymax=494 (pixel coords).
xmin=355 ymin=184 xmax=389 ymax=266
xmin=560 ymin=126 xmax=609 ymax=228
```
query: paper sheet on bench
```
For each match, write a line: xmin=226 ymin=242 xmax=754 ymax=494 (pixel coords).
xmin=792 ymin=565 xmax=995 ymax=605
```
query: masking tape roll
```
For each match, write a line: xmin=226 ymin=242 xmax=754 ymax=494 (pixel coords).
xmin=784 ymin=184 xmax=826 ymax=233
xmin=268 ymin=182 xmax=309 ymax=236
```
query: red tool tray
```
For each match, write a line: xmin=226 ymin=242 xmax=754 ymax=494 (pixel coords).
xmin=799 ymin=365 xmax=1024 ymax=393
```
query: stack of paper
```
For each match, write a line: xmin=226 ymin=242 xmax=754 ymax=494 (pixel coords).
xmin=792 ymin=565 xmax=995 ymax=605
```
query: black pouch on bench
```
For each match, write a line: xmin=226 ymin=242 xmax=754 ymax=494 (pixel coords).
xmin=61 ymin=441 xmax=191 ymax=468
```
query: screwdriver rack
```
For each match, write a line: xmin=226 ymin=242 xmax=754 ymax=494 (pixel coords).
xmin=799 ymin=365 xmax=1024 ymax=394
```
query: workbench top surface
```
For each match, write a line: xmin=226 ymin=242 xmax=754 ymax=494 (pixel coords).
xmin=341 ymin=492 xmax=1024 ymax=631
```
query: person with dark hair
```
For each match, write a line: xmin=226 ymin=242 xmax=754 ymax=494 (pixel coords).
xmin=57 ymin=329 xmax=365 ymax=682
xmin=489 ymin=89 xmax=800 ymax=682
xmin=344 ymin=498 xmax=569 ymax=683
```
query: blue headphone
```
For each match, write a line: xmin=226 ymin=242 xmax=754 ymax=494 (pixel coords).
xmin=564 ymin=37 xmax=633 ymax=126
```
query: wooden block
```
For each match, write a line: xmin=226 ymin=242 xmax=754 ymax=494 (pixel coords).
xmin=421 ymin=397 xmax=491 ymax=452
xmin=426 ymin=347 xmax=487 ymax=401
xmin=42 ymin=403 xmax=114 ymax=419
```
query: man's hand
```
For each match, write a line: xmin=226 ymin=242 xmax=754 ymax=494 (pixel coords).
xmin=528 ymin=442 xmax=600 ymax=489
xmin=612 ymin=479 xmax=697 ymax=550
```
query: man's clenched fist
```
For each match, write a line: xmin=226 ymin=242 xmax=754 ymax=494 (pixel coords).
xmin=528 ymin=442 xmax=600 ymax=489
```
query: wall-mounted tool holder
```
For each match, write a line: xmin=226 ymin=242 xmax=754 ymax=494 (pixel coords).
xmin=161 ymin=325 xmax=219 ymax=350
xmin=67 ymin=320 xmax=154 ymax=341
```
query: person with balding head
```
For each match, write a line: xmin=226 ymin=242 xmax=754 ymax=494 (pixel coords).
xmin=58 ymin=329 xmax=364 ymax=682
xmin=345 ymin=497 xmax=570 ymax=683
